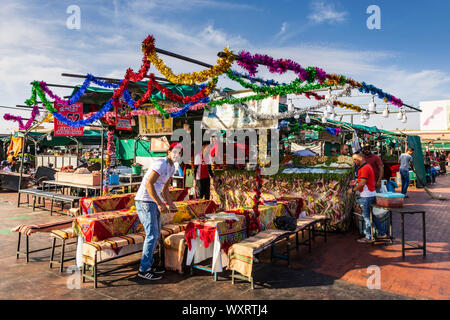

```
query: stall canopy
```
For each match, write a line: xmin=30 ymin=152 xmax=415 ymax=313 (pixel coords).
xmin=115 ymin=138 xmax=166 ymax=165
xmin=11 ymin=130 xmax=104 ymax=146
xmin=407 ymin=135 xmax=426 ymax=188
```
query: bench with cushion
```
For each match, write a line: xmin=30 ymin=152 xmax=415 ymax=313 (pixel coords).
xmin=11 ymin=218 xmax=75 ymax=262
xmin=227 ymin=214 xmax=329 ymax=289
xmin=81 ymin=223 xmax=188 ymax=288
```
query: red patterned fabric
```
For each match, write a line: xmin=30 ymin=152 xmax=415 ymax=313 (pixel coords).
xmin=73 ymin=208 xmax=142 ymax=242
xmin=80 ymin=193 xmax=135 ymax=215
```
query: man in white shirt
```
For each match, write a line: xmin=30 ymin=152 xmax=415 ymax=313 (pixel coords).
xmin=134 ymin=142 xmax=182 ymax=281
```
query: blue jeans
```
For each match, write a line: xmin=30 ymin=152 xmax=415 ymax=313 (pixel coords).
xmin=357 ymin=196 xmax=386 ymax=239
xmin=135 ymin=200 xmax=161 ymax=272
xmin=400 ymin=168 xmax=410 ymax=195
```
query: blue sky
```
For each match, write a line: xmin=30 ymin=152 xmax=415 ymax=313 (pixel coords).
xmin=1 ymin=0 xmax=450 ymax=133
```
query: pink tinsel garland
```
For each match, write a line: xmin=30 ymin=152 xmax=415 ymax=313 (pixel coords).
xmin=3 ymin=105 xmax=40 ymax=130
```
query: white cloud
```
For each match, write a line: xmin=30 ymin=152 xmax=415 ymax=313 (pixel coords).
xmin=275 ymin=22 xmax=288 ymax=38
xmin=308 ymin=1 xmax=348 ymax=24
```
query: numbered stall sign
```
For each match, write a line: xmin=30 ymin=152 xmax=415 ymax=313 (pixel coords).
xmin=54 ymin=102 xmax=84 ymax=136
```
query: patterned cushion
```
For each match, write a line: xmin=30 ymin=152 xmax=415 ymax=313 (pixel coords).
xmin=161 ymin=223 xmax=188 ymax=239
xmin=50 ymin=227 xmax=76 ymax=240
xmin=10 ymin=218 xmax=75 ymax=236
xmin=82 ymin=232 xmax=146 ymax=265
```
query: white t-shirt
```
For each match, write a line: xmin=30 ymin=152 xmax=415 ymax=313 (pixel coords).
xmin=135 ymin=158 xmax=175 ymax=203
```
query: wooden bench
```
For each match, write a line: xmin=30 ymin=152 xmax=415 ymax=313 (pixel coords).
xmin=81 ymin=223 xmax=188 ymax=288
xmin=18 ymin=188 xmax=80 ymax=216
xmin=228 ymin=214 xmax=329 ymax=289
xmin=11 ymin=218 xmax=75 ymax=263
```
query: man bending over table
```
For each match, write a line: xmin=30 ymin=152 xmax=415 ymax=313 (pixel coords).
xmin=134 ymin=143 xmax=183 ymax=281
xmin=348 ymin=152 xmax=389 ymax=244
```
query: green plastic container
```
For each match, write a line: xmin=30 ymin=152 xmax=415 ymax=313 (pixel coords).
xmin=132 ymin=165 xmax=142 ymax=175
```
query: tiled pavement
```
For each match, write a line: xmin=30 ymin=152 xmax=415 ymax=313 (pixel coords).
xmin=0 ymin=175 xmax=448 ymax=300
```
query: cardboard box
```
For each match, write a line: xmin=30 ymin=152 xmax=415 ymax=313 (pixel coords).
xmin=55 ymin=172 xmax=101 ymax=186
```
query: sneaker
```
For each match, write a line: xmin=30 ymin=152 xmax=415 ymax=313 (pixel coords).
xmin=357 ymin=237 xmax=373 ymax=244
xmin=149 ymin=266 xmax=165 ymax=274
xmin=137 ymin=271 xmax=163 ymax=281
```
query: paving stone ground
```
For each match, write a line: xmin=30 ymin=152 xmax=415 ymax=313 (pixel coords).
xmin=0 ymin=174 xmax=448 ymax=300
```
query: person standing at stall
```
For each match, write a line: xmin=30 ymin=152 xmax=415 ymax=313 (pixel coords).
xmin=193 ymin=143 xmax=214 ymax=200
xmin=362 ymin=145 xmax=384 ymax=192
xmin=348 ymin=152 xmax=388 ymax=243
xmin=134 ymin=142 xmax=182 ymax=281
xmin=399 ymin=148 xmax=414 ymax=196
xmin=439 ymin=152 xmax=447 ymax=174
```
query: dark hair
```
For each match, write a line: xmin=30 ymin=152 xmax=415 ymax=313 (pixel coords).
xmin=408 ymin=148 xmax=415 ymax=152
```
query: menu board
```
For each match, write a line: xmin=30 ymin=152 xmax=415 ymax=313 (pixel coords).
xmin=138 ymin=115 xmax=173 ymax=136
xmin=53 ymin=102 xmax=84 ymax=136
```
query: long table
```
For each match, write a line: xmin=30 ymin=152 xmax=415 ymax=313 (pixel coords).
xmin=72 ymin=199 xmax=217 ymax=267
xmin=42 ymin=180 xmax=142 ymax=197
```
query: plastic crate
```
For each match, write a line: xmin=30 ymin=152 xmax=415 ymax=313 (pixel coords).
xmin=358 ymin=211 xmax=391 ymax=238
xmin=375 ymin=192 xmax=405 ymax=208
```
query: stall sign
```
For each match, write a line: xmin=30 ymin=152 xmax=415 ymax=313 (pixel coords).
xmin=115 ymin=101 xmax=132 ymax=131
xmin=54 ymin=102 xmax=84 ymax=136
xmin=138 ymin=114 xmax=173 ymax=136
xmin=202 ymin=91 xmax=278 ymax=130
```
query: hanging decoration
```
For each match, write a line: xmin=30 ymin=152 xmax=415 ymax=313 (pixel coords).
xmin=326 ymin=127 xmax=342 ymax=136
xmin=358 ymin=82 xmax=403 ymax=107
xmin=3 ymin=105 xmax=40 ymax=131
xmin=231 ymin=84 xmax=352 ymax=120
xmin=237 ymin=50 xmax=328 ymax=83
xmin=206 ymin=81 xmax=342 ymax=112
xmin=105 ymin=129 xmax=115 ymax=168
xmin=142 ymin=35 xmax=235 ymax=84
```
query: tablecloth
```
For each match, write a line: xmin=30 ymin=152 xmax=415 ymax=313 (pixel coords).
xmin=80 ymin=193 xmax=135 ymax=215
xmin=79 ymin=188 xmax=190 ymax=215
xmin=74 ymin=199 xmax=217 ymax=242
xmin=185 ymin=213 xmax=247 ymax=273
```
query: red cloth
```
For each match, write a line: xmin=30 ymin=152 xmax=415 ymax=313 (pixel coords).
xmin=357 ymin=163 xmax=376 ymax=192
xmin=364 ymin=154 xmax=383 ymax=182
xmin=184 ymin=221 xmax=216 ymax=250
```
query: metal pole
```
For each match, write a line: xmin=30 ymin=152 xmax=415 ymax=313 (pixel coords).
xmin=100 ymin=126 xmax=104 ymax=195
xmin=17 ymin=131 xmax=27 ymax=207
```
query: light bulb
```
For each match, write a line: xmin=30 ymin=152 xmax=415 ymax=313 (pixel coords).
xmin=288 ymin=101 xmax=294 ymax=112
xmin=401 ymin=114 xmax=407 ymax=123
xmin=322 ymin=116 xmax=327 ymax=124
xmin=368 ymin=96 xmax=376 ymax=113
xmin=294 ymin=114 xmax=299 ymax=119
xmin=325 ymin=88 xmax=332 ymax=100
xmin=305 ymin=114 xmax=311 ymax=124
xmin=47 ymin=135 xmax=52 ymax=141
xmin=326 ymin=104 xmax=334 ymax=113
xmin=397 ymin=111 xmax=403 ymax=120
xmin=383 ymin=106 xmax=389 ymax=118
